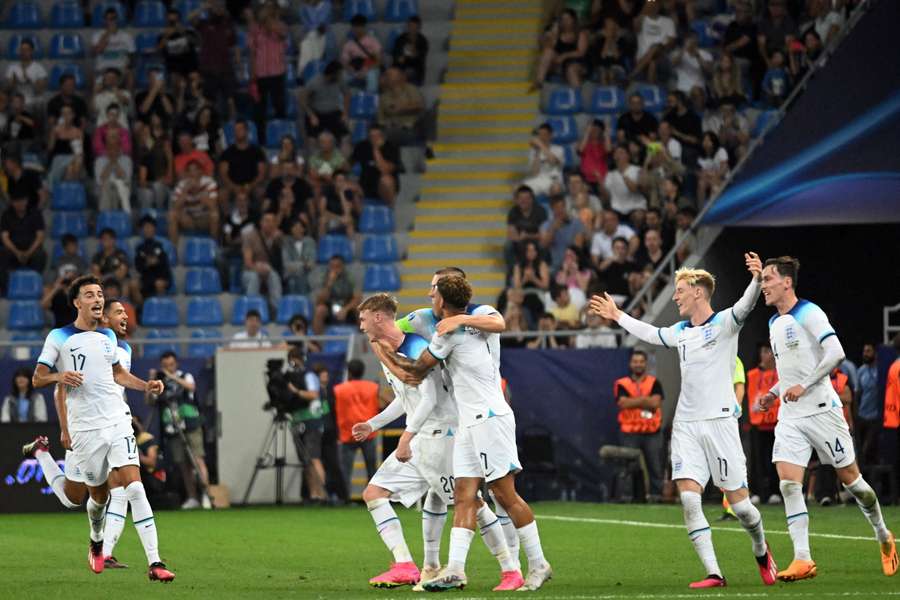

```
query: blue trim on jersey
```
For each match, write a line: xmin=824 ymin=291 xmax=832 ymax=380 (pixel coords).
xmin=37 ymin=359 xmax=55 ymax=369
xmin=397 ymin=333 xmax=429 ymax=360
xmin=657 ymin=328 xmax=669 ymax=347
xmin=768 ymin=313 xmax=779 ymax=327
xmin=684 ymin=313 xmax=715 ymax=329
xmin=818 ymin=331 xmax=836 ymax=343
xmin=465 ymin=303 xmax=481 ymax=315
xmin=98 ymin=327 xmax=117 ymax=345
xmin=731 ymin=309 xmax=742 ymax=326
xmin=427 ymin=346 xmax=446 ymax=361
xmin=117 ymin=339 xmax=131 ymax=353
xmin=787 ymin=298 xmax=811 ymax=321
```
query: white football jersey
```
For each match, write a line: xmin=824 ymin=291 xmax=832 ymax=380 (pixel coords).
xmin=769 ymin=299 xmax=841 ymax=419
xmin=37 ymin=324 xmax=130 ymax=432
xmin=398 ymin=304 xmax=502 ymax=370
xmin=428 ymin=324 xmax=511 ymax=428
xmin=381 ymin=333 xmax=457 ymax=437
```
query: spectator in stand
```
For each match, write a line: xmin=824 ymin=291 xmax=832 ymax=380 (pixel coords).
xmin=704 ymin=101 xmax=750 ymax=164
xmin=643 ymin=121 xmax=684 ymax=206
xmin=192 ymin=105 xmax=225 ymax=159
xmin=47 ymin=74 xmax=89 ymax=127
xmin=3 ymin=152 xmax=46 ymax=210
xmin=91 ymin=228 xmax=130 ymax=279
xmin=281 ymin=218 xmax=317 ymax=295
xmin=549 ymin=285 xmax=580 ymax=331
xmin=308 ymin=131 xmax=348 ymax=192
xmin=46 ymin=233 xmax=87 ymax=284
xmin=192 ymin=0 xmax=239 ymax=120
xmin=219 ymin=120 xmax=268 ymax=205
xmin=266 ymin=142 xmax=315 ymax=227
xmin=175 ymin=70 xmax=213 ymax=131
xmin=92 ymin=69 xmax=131 ymax=128
xmin=222 ymin=188 xmax=256 ymax=265
xmin=505 ymin=184 xmax=548 ymax=273
xmin=5 ymin=93 xmax=36 ymax=146
xmin=604 ymin=146 xmax=647 ymax=220
xmin=101 ymin=278 xmax=139 ymax=333
xmin=47 ymin=105 xmax=86 ymax=187
xmin=589 ymin=18 xmax=629 ymax=85
xmin=575 ymin=310 xmax=618 ymax=349
xmin=268 ymin=136 xmax=304 ymax=181
xmin=288 ymin=313 xmax=320 ymax=355
xmin=789 ymin=29 xmax=823 ymax=81
xmin=761 ymin=50 xmax=790 ymax=107
xmin=170 ymin=160 xmax=220 ymax=242
xmin=512 ymin=240 xmax=550 ymax=323
xmin=41 ymin=263 xmax=78 ymax=327
xmin=501 ymin=295 xmax=529 ymax=349
xmin=616 ymin=94 xmax=658 ymax=145
xmin=0 ymin=193 xmax=46 ymax=290
xmin=350 ymin=123 xmax=399 ymax=206
xmin=1 ymin=368 xmax=47 ymax=423
xmin=159 ymin=8 xmax=199 ymax=88
xmin=93 ymin=104 xmax=132 ymax=157
xmin=541 ymin=194 xmax=586 ymax=272
xmin=135 ymin=68 xmax=176 ymax=129
xmin=94 ymin=129 xmax=133 ymax=213
xmin=597 ymin=236 xmax=639 ymax=305
xmin=664 ymin=90 xmax=702 ymax=153
xmin=590 ymin=208 xmax=639 ymax=268
xmin=134 ymin=216 xmax=173 ymax=299
xmin=631 ymin=0 xmax=676 ymax=84
xmin=565 ymin=172 xmax=602 ymax=217
xmin=175 ymin=130 xmax=215 ymax=177
xmin=311 ymin=254 xmax=361 ymax=334
xmin=555 ymin=245 xmax=594 ymax=296
xmin=634 ymin=228 xmax=666 ymax=274
xmin=856 ymin=343 xmax=881 ymax=467
xmin=696 ymin=131 xmax=729 ymax=204
xmin=342 ymin=14 xmax=382 ymax=92
xmin=523 ymin=122 xmax=565 ymax=196
xmin=5 ymin=39 xmax=47 ymax=109
xmin=135 ymin=115 xmax=173 ymax=212
xmin=333 ymin=359 xmax=379 ymax=497
xmin=722 ymin=1 xmax=764 ymax=96
xmin=247 ymin=3 xmax=289 ymax=145
xmin=391 ymin=15 xmax=429 ymax=86
xmin=808 ymin=0 xmax=845 ymax=46
xmin=230 ymin=309 xmax=273 ymax=348
xmin=378 ymin=67 xmax=426 ymax=147
xmin=757 ymin=0 xmax=797 ymax=67
xmin=577 ymin=119 xmax=611 ymax=192
xmin=526 ymin=312 xmax=568 ymax=349
xmin=534 ymin=9 xmax=589 ymax=89
xmin=300 ymin=61 xmax=350 ymax=143
xmin=746 ymin=342 xmax=780 ymax=504
xmin=317 ymin=174 xmax=357 ymax=238
xmin=674 ymin=205 xmax=697 ymax=264
xmin=92 ymin=8 xmax=135 ymax=84
xmin=670 ymin=32 xmax=713 ymax=95
xmin=711 ymin=52 xmax=746 ymax=107
xmin=242 ymin=212 xmax=283 ymax=306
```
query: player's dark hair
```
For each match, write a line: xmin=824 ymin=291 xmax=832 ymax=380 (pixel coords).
xmin=67 ymin=275 xmax=102 ymax=307
xmin=102 ymin=297 xmax=123 ymax=314
xmin=630 ymin=349 xmax=648 ymax=360
xmin=160 ymin=351 xmax=178 ymax=361
xmin=436 ymin=275 xmax=472 ymax=310
xmin=347 ymin=359 xmax=365 ymax=379
xmin=435 ymin=266 xmax=466 ymax=279
xmin=765 ymin=256 xmax=800 ymax=289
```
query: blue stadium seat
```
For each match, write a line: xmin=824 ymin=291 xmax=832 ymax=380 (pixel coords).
xmin=184 ymin=267 xmax=222 ymax=295
xmin=323 ymin=325 xmax=356 ymax=353
xmin=136 ymin=31 xmax=161 ymax=55
xmin=385 ymin=0 xmax=418 ymax=22
xmin=358 ymin=205 xmax=394 ymax=234
xmin=49 ymin=33 xmax=85 ymax=59
xmin=222 ymin=121 xmax=259 ymax=146
xmin=300 ymin=60 xmax=326 ymax=84
xmin=8 ymin=301 xmax=44 ymax=330
xmin=276 ymin=295 xmax=313 ymax=323
xmin=361 ymin=235 xmax=399 ymax=263
xmin=343 ymin=0 xmax=376 ymax=22
xmin=183 ymin=237 xmax=216 ymax=267
xmin=96 ymin=211 xmax=132 ymax=238
xmin=50 ymin=64 xmax=86 ymax=90
xmin=10 ymin=332 xmax=42 ymax=360
xmin=265 ymin=89 xmax=299 ymax=119
xmin=546 ymin=87 xmax=583 ymax=116
xmin=547 ymin=116 xmax=578 ymax=144
xmin=92 ymin=1 xmax=126 ymax=26
xmin=690 ymin=19 xmax=718 ymax=48
xmin=635 ymin=84 xmax=665 ymax=112
xmin=7 ymin=34 xmax=42 ymax=59
xmin=385 ymin=27 xmax=403 ymax=53
xmin=143 ymin=329 xmax=178 ymax=358
xmin=317 ymin=235 xmax=354 ymax=263
xmin=563 ymin=144 xmax=579 ymax=170
xmin=51 ymin=1 xmax=84 ymax=28
xmin=231 ymin=295 xmax=270 ymax=325
xmin=6 ymin=2 xmax=43 ymax=29
xmin=141 ymin=297 xmax=179 ymax=327
xmin=753 ymin=109 xmax=780 ymax=138
xmin=134 ymin=0 xmax=166 ymax=26
xmin=590 ymin=86 xmax=625 ymax=115
xmin=51 ymin=182 xmax=87 ymax=210
xmin=350 ymin=120 xmax=369 ymax=144
xmin=285 ymin=62 xmax=298 ymax=88
xmin=51 ymin=212 xmax=88 ymax=238
xmin=175 ymin=0 xmax=202 ymax=23
xmin=187 ymin=329 xmax=220 ymax=358
xmin=363 ymin=264 xmax=400 ymax=292
xmin=299 ymin=1 xmax=332 ymax=29
xmin=7 ymin=270 xmax=42 ymax=300
xmin=349 ymin=92 xmax=378 ymax=120
xmin=186 ymin=297 xmax=224 ymax=326
xmin=265 ymin=119 xmax=299 ymax=149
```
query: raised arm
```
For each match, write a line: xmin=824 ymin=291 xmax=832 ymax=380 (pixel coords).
xmin=589 ymin=292 xmax=672 ymax=346
xmin=725 ymin=252 xmax=763 ymax=330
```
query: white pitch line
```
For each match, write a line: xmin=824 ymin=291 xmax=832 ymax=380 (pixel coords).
xmin=539 ymin=514 xmax=875 ymax=542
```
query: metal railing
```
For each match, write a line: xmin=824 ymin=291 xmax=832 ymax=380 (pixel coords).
xmin=884 ymin=302 xmax=900 ymax=345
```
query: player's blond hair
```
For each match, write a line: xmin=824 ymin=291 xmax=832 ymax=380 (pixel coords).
xmin=674 ymin=267 xmax=716 ymax=298
xmin=358 ymin=293 xmax=398 ymax=315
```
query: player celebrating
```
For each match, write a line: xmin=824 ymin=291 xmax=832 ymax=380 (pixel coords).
xmin=21 ymin=276 xmax=172 ymax=581
xmin=353 ymin=293 xmax=521 ymax=591
xmin=374 ymin=276 xmax=552 ymax=592
xmin=758 ymin=256 xmax=897 ymax=580
xmin=590 ymin=253 xmax=778 ymax=589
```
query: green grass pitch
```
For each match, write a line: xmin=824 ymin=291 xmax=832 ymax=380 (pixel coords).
xmin=3 ymin=501 xmax=900 ymax=599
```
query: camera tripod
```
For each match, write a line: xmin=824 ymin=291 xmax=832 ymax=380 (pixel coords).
xmin=242 ymin=412 xmax=308 ymax=505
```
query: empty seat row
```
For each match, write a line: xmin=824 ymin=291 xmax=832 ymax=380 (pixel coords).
xmin=144 ymin=323 xmax=354 ymax=358
xmin=144 ymin=294 xmax=312 ymax=328
xmin=544 ymin=85 xmax=667 ymax=118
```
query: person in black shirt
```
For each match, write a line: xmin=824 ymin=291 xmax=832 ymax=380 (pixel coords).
xmin=723 ymin=1 xmax=765 ymax=97
xmin=91 ymin=228 xmax=131 ymax=278
xmin=0 ymin=195 xmax=47 ymax=291
xmin=46 ymin=74 xmax=89 ymax=128
xmin=41 ymin=264 xmax=78 ymax=328
xmin=135 ymin=216 xmax=173 ymax=298
xmin=504 ymin=184 xmax=548 ymax=274
xmin=159 ymin=8 xmax=199 ymax=83
xmin=391 ymin=15 xmax=429 ymax=86
xmin=350 ymin=123 xmax=400 ymax=206
xmin=598 ymin=236 xmax=640 ymax=301
xmin=265 ymin=159 xmax=314 ymax=230
xmin=5 ymin=92 xmax=36 ymax=145
xmin=218 ymin=120 xmax=267 ymax=205
xmin=3 ymin=153 xmax=45 ymax=210
xmin=135 ymin=68 xmax=176 ymax=128
xmin=663 ymin=90 xmax=702 ymax=151
xmin=616 ymin=93 xmax=658 ymax=145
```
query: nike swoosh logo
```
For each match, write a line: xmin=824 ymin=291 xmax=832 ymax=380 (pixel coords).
xmin=71 ymin=347 xmax=82 ymax=352
xmin=128 ymin=455 xmax=137 ymax=460
xmin=485 ymin=469 xmax=495 ymax=478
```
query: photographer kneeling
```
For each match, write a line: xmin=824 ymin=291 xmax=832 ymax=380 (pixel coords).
xmin=148 ymin=351 xmax=211 ymax=510
xmin=286 ymin=347 xmax=328 ymax=503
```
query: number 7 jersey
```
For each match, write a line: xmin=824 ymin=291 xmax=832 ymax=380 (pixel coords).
xmin=37 ymin=324 xmax=128 ymax=432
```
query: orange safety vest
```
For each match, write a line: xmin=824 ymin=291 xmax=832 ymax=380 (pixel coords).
xmin=830 ymin=369 xmax=850 ymax=423
xmin=614 ymin=375 xmax=662 ymax=434
xmin=884 ymin=359 xmax=900 ymax=429
xmin=747 ymin=367 xmax=779 ymax=429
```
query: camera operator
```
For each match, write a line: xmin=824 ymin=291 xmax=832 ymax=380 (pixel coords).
xmin=148 ymin=351 xmax=211 ymax=510
xmin=285 ymin=347 xmax=328 ymax=503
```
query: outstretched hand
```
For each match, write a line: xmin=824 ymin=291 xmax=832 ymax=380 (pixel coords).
xmin=745 ymin=251 xmax=762 ymax=280
xmin=589 ymin=293 xmax=622 ymax=322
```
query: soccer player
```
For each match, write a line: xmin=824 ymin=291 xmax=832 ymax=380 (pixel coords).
xmin=757 ymin=256 xmax=898 ymax=580
xmin=590 ymin=253 xmax=778 ymax=589
xmin=21 ymin=276 xmax=173 ymax=581
xmin=353 ymin=293 xmax=522 ymax=591
xmin=374 ymin=276 xmax=552 ymax=592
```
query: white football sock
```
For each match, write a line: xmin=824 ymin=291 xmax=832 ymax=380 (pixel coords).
xmin=35 ymin=450 xmax=79 ymax=509
xmin=422 ymin=490 xmax=447 ymax=568
xmin=681 ymin=490 xmax=721 ymax=577
xmin=730 ymin=497 xmax=768 ymax=557
xmin=86 ymin=496 xmax=108 ymax=543
xmin=780 ymin=479 xmax=811 ymax=560
xmin=366 ymin=497 xmax=412 ymax=563
xmin=126 ymin=481 xmax=161 ymax=564
xmin=102 ymin=486 xmax=128 ymax=557
xmin=516 ymin=520 xmax=547 ymax=572
xmin=490 ymin=490 xmax=520 ymax=569
xmin=447 ymin=527 xmax=475 ymax=573
xmin=477 ymin=503 xmax=517 ymax=572
xmin=844 ymin=475 xmax=891 ymax=543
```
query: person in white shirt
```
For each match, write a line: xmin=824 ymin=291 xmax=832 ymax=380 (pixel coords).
xmin=590 ymin=254 xmax=778 ymax=589
xmin=590 ymin=208 xmax=639 ymax=266
xmin=697 ymin=131 xmax=729 ymax=205
xmin=229 ymin=310 xmax=273 ymax=348
xmin=574 ymin=310 xmax=618 ymax=349
xmin=5 ymin=39 xmax=47 ymax=108
xmin=632 ymin=0 xmax=676 ymax=83
xmin=92 ymin=8 xmax=135 ymax=78
xmin=757 ymin=256 xmax=897 ymax=580
xmin=522 ymin=123 xmax=564 ymax=196
xmin=92 ymin=68 xmax=131 ymax=128
xmin=809 ymin=0 xmax=845 ymax=46
xmin=603 ymin=146 xmax=647 ymax=218
xmin=670 ymin=33 xmax=713 ymax=94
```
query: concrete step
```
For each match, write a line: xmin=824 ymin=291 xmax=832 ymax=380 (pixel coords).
xmin=409 ymin=228 xmax=506 ymax=240
xmin=447 ymin=56 xmax=532 ymax=67
xmin=422 ymin=170 xmax=521 ymax=182
xmin=438 ymin=124 xmax=533 ymax=137
xmin=420 ymin=185 xmax=513 ymax=197
xmin=447 ymin=48 xmax=533 ymax=59
xmin=433 ymin=140 xmax=526 ymax=153
xmin=403 ymin=257 xmax=505 ymax=269
xmin=414 ymin=218 xmax=506 ymax=232
xmin=455 ymin=6 xmax=542 ymax=18
xmin=427 ymin=155 xmax=527 ymax=168
xmin=401 ymin=271 xmax=505 ymax=285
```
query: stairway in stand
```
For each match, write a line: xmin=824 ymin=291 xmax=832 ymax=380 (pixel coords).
xmin=397 ymin=0 xmax=541 ymax=313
